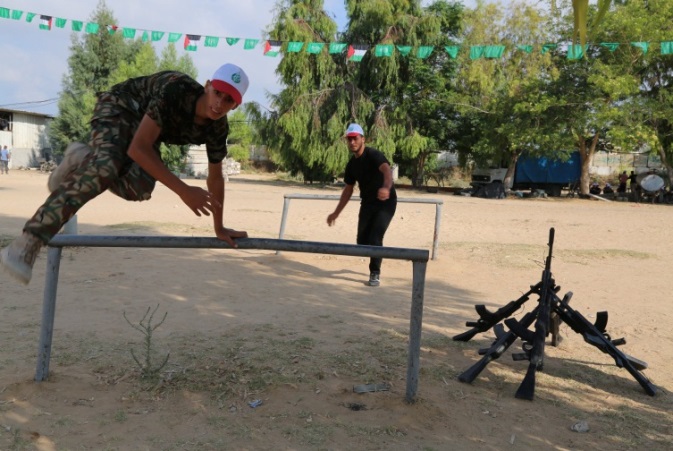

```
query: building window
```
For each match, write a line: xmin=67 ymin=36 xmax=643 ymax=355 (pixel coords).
xmin=0 ymin=111 xmax=12 ymax=131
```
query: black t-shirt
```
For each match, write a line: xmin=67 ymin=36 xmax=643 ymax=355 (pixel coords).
xmin=344 ymin=146 xmax=397 ymax=205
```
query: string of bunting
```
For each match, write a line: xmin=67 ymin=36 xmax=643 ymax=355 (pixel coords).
xmin=2 ymin=6 xmax=673 ymax=61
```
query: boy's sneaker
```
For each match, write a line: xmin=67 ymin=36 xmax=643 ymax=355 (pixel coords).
xmin=47 ymin=142 xmax=92 ymax=192
xmin=0 ymin=232 xmax=44 ymax=285
xmin=368 ymin=272 xmax=380 ymax=287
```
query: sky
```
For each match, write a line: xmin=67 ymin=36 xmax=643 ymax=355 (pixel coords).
xmin=0 ymin=0 xmax=482 ymax=117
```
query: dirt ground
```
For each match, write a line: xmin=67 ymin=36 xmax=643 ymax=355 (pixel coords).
xmin=0 ymin=170 xmax=671 ymax=450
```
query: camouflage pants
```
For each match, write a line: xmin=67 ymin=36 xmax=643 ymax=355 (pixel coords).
xmin=24 ymin=106 xmax=159 ymax=244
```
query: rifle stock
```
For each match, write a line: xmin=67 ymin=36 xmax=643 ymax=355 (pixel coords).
xmin=458 ymin=307 xmax=539 ymax=384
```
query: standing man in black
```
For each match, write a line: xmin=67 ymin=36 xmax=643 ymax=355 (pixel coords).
xmin=327 ymin=123 xmax=397 ymax=287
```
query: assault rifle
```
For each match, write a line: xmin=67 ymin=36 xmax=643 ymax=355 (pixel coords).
xmin=453 ymin=282 xmax=540 ymax=342
xmin=513 ymin=227 xmax=556 ymax=400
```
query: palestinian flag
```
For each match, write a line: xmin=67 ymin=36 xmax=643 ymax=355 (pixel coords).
xmin=107 ymin=24 xmax=119 ymax=34
xmin=184 ymin=34 xmax=201 ymax=51
xmin=264 ymin=40 xmax=282 ymax=57
xmin=39 ymin=15 xmax=52 ymax=31
xmin=347 ymin=44 xmax=368 ymax=62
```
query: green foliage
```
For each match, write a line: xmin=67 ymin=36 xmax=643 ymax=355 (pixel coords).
xmin=48 ymin=1 xmax=197 ymax=173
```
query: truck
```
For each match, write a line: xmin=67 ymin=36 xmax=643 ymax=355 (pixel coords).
xmin=471 ymin=151 xmax=581 ymax=197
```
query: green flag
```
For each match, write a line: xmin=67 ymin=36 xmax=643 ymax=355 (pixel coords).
xmin=541 ymin=43 xmax=557 ymax=54
xmin=375 ymin=44 xmax=394 ymax=57
xmin=151 ymin=31 xmax=165 ymax=42
xmin=168 ymin=32 xmax=182 ymax=43
xmin=205 ymin=36 xmax=219 ymax=47
xmin=306 ymin=42 xmax=324 ymax=54
xmin=71 ymin=20 xmax=83 ymax=31
xmin=444 ymin=46 xmax=459 ymax=58
xmin=567 ymin=44 xmax=584 ymax=60
xmin=122 ymin=28 xmax=136 ymax=39
xmin=244 ymin=39 xmax=259 ymax=50
xmin=226 ymin=37 xmax=240 ymax=46
xmin=25 ymin=12 xmax=36 ymax=23
xmin=469 ymin=46 xmax=484 ymax=60
xmin=329 ymin=42 xmax=347 ymax=54
xmin=287 ymin=42 xmax=304 ymax=53
xmin=484 ymin=45 xmax=505 ymax=58
xmin=55 ymin=18 xmax=67 ymax=28
xmin=397 ymin=45 xmax=412 ymax=56
xmin=631 ymin=42 xmax=649 ymax=54
xmin=11 ymin=10 xmax=23 ymax=20
xmin=516 ymin=45 xmax=533 ymax=54
xmin=142 ymin=31 xmax=150 ymax=42
xmin=599 ymin=42 xmax=619 ymax=52
xmin=417 ymin=46 xmax=434 ymax=59
xmin=661 ymin=41 xmax=673 ymax=55
xmin=85 ymin=23 xmax=99 ymax=34
xmin=0 ymin=8 xmax=10 ymax=19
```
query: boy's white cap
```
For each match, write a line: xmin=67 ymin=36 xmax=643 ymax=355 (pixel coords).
xmin=211 ymin=63 xmax=249 ymax=105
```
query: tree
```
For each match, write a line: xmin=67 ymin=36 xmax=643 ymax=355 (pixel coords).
xmin=49 ymin=0 xmax=132 ymax=153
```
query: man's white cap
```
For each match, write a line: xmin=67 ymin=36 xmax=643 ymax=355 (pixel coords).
xmin=211 ymin=63 xmax=249 ymax=105
xmin=345 ymin=123 xmax=364 ymax=137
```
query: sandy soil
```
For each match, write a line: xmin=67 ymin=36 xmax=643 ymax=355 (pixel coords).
xmin=0 ymin=170 xmax=671 ymax=450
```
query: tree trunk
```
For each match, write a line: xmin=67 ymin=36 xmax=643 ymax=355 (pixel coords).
xmin=576 ymin=131 xmax=599 ymax=195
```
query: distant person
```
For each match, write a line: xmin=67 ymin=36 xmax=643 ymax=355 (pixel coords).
xmin=603 ymin=182 xmax=614 ymax=195
xmin=629 ymin=171 xmax=637 ymax=192
xmin=590 ymin=182 xmax=602 ymax=195
xmin=0 ymin=145 xmax=10 ymax=174
xmin=618 ymin=171 xmax=628 ymax=194
xmin=326 ymin=123 xmax=397 ymax=287
xmin=1 ymin=63 xmax=250 ymax=284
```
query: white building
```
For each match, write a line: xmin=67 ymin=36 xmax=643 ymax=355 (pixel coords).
xmin=0 ymin=108 xmax=54 ymax=169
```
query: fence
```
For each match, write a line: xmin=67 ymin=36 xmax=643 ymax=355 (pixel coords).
xmin=277 ymin=193 xmax=443 ymax=260
xmin=37 ymin=235 xmax=429 ymax=403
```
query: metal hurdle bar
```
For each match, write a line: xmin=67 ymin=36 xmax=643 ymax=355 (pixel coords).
xmin=277 ymin=194 xmax=443 ymax=260
xmin=38 ymin=235 xmax=429 ymax=403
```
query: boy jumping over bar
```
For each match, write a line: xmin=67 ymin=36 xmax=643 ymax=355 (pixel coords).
xmin=1 ymin=63 xmax=250 ymax=284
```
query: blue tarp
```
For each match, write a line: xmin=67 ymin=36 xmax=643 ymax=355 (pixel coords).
xmin=514 ymin=151 xmax=581 ymax=184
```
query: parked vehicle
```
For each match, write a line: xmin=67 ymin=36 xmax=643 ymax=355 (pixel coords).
xmin=471 ymin=151 xmax=581 ymax=197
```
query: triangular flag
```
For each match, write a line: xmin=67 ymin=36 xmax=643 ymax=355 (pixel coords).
xmin=375 ymin=44 xmax=394 ymax=57
xmin=244 ymin=39 xmax=259 ymax=50
xmin=599 ymin=42 xmax=619 ymax=52
xmin=39 ymin=15 xmax=53 ymax=30
xmin=397 ymin=45 xmax=412 ymax=56
xmin=444 ymin=46 xmax=459 ymax=58
xmin=306 ymin=42 xmax=324 ymax=54
xmin=287 ymin=42 xmax=304 ymax=53
xmin=541 ymin=43 xmax=557 ymax=54
xmin=631 ymin=42 xmax=649 ymax=54
xmin=184 ymin=34 xmax=201 ymax=51
xmin=469 ymin=46 xmax=484 ymax=60
xmin=107 ymin=25 xmax=118 ymax=34
xmin=417 ymin=46 xmax=434 ymax=59
xmin=347 ymin=44 xmax=368 ymax=62
xmin=168 ymin=33 xmax=182 ymax=43
xmin=205 ymin=36 xmax=219 ymax=47
xmin=264 ymin=40 xmax=282 ymax=56
xmin=662 ymin=41 xmax=673 ymax=55
xmin=329 ymin=43 xmax=347 ymax=54
xmin=226 ymin=37 xmax=240 ymax=46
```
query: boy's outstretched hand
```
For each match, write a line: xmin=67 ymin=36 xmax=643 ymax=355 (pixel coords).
xmin=180 ymin=185 xmax=221 ymax=217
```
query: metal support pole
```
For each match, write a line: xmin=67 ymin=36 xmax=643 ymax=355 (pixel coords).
xmin=276 ymin=197 xmax=291 ymax=255
xmin=431 ymin=203 xmax=442 ymax=261
xmin=35 ymin=246 xmax=63 ymax=381
xmin=405 ymin=260 xmax=427 ymax=403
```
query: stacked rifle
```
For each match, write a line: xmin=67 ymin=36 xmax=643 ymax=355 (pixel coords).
xmin=454 ymin=228 xmax=657 ymax=400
